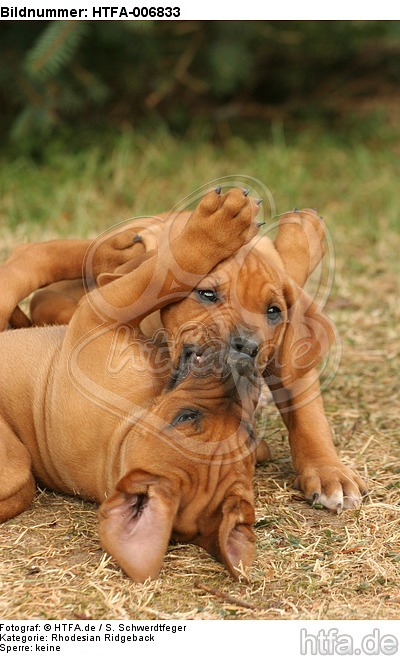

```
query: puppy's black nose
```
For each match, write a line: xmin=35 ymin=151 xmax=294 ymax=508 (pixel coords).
xmin=227 ymin=335 xmax=259 ymax=378
xmin=230 ymin=335 xmax=259 ymax=359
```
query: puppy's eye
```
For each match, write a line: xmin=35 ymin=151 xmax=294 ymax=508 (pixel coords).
xmin=171 ymin=409 xmax=200 ymax=426
xmin=195 ymin=289 xmax=219 ymax=303
xmin=266 ymin=305 xmax=282 ymax=325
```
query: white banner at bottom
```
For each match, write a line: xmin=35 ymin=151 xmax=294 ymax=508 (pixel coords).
xmin=0 ymin=620 xmax=399 ymax=656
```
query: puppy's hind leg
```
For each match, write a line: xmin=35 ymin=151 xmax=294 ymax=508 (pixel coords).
xmin=0 ymin=417 xmax=36 ymax=521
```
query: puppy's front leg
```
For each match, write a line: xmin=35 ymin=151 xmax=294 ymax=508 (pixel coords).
xmin=270 ymin=369 xmax=368 ymax=513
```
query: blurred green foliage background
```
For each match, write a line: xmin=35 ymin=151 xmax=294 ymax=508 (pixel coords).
xmin=1 ymin=20 xmax=399 ymax=237
xmin=1 ymin=20 xmax=400 ymax=149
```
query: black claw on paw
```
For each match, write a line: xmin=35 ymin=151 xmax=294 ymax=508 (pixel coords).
xmin=257 ymin=221 xmax=266 ymax=227
xmin=215 ymin=186 xmax=222 ymax=195
xmin=133 ymin=235 xmax=142 ymax=243
xmin=311 ymin=492 xmax=320 ymax=505
xmin=256 ymin=198 xmax=263 ymax=206
xmin=243 ymin=188 xmax=250 ymax=197
xmin=293 ymin=207 xmax=298 ymax=212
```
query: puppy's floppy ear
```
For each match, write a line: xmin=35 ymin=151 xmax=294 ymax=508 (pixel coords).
xmin=98 ymin=469 xmax=179 ymax=582
xmin=266 ymin=280 xmax=336 ymax=388
xmin=97 ymin=250 xmax=157 ymax=287
xmin=194 ymin=496 xmax=256 ymax=579
xmin=274 ymin=209 xmax=326 ymax=288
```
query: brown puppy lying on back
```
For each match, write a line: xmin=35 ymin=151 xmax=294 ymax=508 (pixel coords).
xmin=98 ymin=352 xmax=260 ymax=581
xmin=1 ymin=191 xmax=367 ymax=513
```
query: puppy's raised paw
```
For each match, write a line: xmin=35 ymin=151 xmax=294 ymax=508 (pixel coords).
xmin=182 ymin=188 xmax=261 ymax=267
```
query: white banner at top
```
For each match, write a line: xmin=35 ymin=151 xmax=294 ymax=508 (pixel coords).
xmin=1 ymin=0 xmax=400 ymax=21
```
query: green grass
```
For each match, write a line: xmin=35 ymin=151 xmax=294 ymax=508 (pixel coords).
xmin=1 ymin=126 xmax=400 ymax=239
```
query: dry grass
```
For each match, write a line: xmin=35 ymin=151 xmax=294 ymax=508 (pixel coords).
xmin=0 ymin=212 xmax=399 ymax=621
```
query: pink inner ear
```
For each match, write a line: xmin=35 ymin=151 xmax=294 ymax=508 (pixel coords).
xmin=221 ymin=523 xmax=256 ymax=579
xmin=218 ymin=499 xmax=256 ymax=579
xmin=225 ymin=524 xmax=255 ymax=568
xmin=98 ymin=483 xmax=179 ymax=583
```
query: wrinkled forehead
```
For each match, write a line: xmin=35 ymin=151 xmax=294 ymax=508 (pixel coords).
xmin=201 ymin=249 xmax=286 ymax=307
xmin=127 ymin=404 xmax=256 ymax=467
xmin=155 ymin=380 xmax=254 ymax=419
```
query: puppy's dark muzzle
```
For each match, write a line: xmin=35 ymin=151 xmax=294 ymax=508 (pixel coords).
xmin=227 ymin=350 xmax=256 ymax=378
